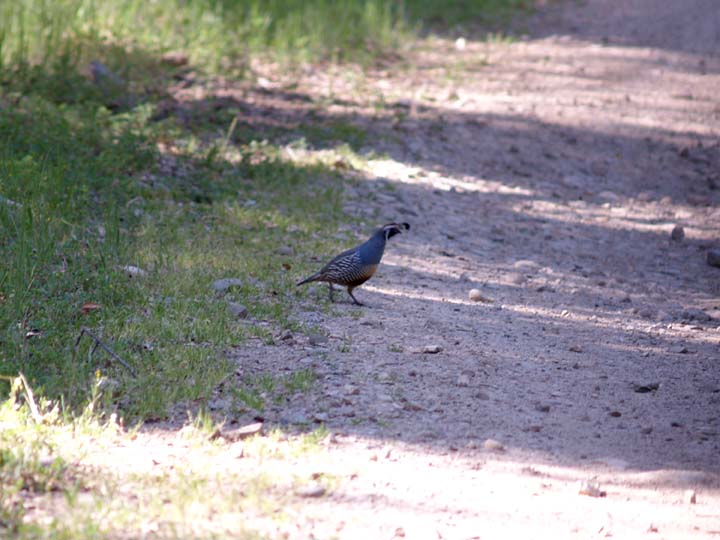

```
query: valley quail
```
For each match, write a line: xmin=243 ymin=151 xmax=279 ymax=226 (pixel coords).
xmin=297 ymin=222 xmax=410 ymax=306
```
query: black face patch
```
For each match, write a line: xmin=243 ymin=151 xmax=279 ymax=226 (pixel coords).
xmin=383 ymin=222 xmax=410 ymax=240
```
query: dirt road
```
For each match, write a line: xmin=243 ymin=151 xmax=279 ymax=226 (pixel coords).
xmin=223 ymin=0 xmax=720 ymax=537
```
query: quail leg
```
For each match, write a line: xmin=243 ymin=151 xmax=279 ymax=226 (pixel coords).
xmin=347 ymin=288 xmax=365 ymax=307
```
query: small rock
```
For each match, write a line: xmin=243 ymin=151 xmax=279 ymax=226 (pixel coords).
xmin=212 ymin=278 xmax=244 ymax=293
xmin=296 ymin=483 xmax=326 ymax=498
xmin=609 ymin=411 xmax=622 ymax=417
xmin=280 ymin=412 xmax=309 ymax=425
xmin=535 ymin=403 xmax=551 ymax=413
xmin=687 ymin=194 xmax=711 ymax=206
xmin=208 ymin=398 xmax=229 ymax=411
xmin=468 ymin=289 xmax=493 ymax=302
xmin=228 ymin=302 xmax=248 ymax=319
xmin=277 ymin=330 xmax=293 ymax=341
xmin=513 ymin=260 xmax=540 ymax=271
xmin=276 ymin=246 xmax=294 ymax=256
xmin=707 ymin=249 xmax=720 ymax=268
xmin=343 ymin=384 xmax=359 ymax=395
xmin=422 ymin=345 xmax=443 ymax=354
xmin=578 ymin=480 xmax=606 ymax=497
xmin=669 ymin=344 xmax=689 ymax=354
xmin=509 ymin=273 xmax=527 ymax=285
xmin=632 ymin=382 xmax=660 ymax=393
xmin=313 ymin=412 xmax=329 ymax=423
xmin=684 ymin=489 xmax=697 ymax=504
xmin=598 ymin=190 xmax=620 ymax=202
xmin=482 ymin=438 xmax=505 ymax=452
xmin=638 ymin=307 xmax=656 ymax=319
xmin=682 ymin=308 xmax=712 ymax=322
xmin=120 ymin=265 xmax=147 ymax=277
xmin=569 ymin=345 xmax=583 ymax=353
xmin=454 ymin=37 xmax=467 ymax=51
xmin=308 ymin=333 xmax=329 ymax=346
xmin=670 ymin=225 xmax=685 ymax=241
xmin=221 ymin=422 xmax=263 ymax=442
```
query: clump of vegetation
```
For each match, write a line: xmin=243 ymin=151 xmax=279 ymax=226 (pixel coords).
xmin=0 ymin=0 xmax=530 ymax=76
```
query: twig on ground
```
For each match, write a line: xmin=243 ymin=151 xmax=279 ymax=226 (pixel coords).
xmin=76 ymin=327 xmax=138 ymax=378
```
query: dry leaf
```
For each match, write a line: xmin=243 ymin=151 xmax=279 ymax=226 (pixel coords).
xmin=81 ymin=302 xmax=102 ymax=314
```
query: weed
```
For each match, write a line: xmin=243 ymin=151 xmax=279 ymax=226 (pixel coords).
xmin=284 ymin=368 xmax=317 ymax=394
xmin=339 ymin=336 xmax=353 ymax=352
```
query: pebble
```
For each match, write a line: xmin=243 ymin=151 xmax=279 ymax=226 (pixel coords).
xmin=638 ymin=307 xmax=657 ymax=319
xmin=535 ymin=403 xmax=551 ymax=413
xmin=468 ymin=289 xmax=492 ymax=302
xmin=228 ymin=302 xmax=248 ymax=319
xmin=482 ymin=438 xmax=505 ymax=452
xmin=208 ymin=398 xmax=229 ymax=411
xmin=513 ymin=260 xmax=540 ymax=271
xmin=681 ymin=308 xmax=712 ymax=322
xmin=212 ymin=278 xmax=244 ymax=293
xmin=221 ymin=422 xmax=263 ymax=442
xmin=277 ymin=246 xmax=294 ymax=256
xmin=707 ymin=249 xmax=720 ymax=268
xmin=120 ymin=265 xmax=147 ymax=277
xmin=422 ymin=345 xmax=443 ymax=354
xmin=598 ymin=190 xmax=620 ymax=202
xmin=684 ymin=489 xmax=697 ymax=504
xmin=343 ymin=384 xmax=359 ymax=395
xmin=308 ymin=333 xmax=329 ymax=346
xmin=578 ymin=480 xmax=606 ymax=497
xmin=278 ymin=330 xmax=293 ymax=341
xmin=632 ymin=382 xmax=659 ymax=393
xmin=280 ymin=412 xmax=309 ymax=425
xmin=295 ymin=483 xmax=326 ymax=498
xmin=670 ymin=224 xmax=685 ymax=241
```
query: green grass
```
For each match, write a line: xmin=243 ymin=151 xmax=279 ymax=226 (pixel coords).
xmin=0 ymin=0 xmax=532 ymax=79
xmin=405 ymin=0 xmax=535 ymax=30
xmin=0 ymin=77 xmax=352 ymax=419
xmin=0 ymin=0 xmax=410 ymax=74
